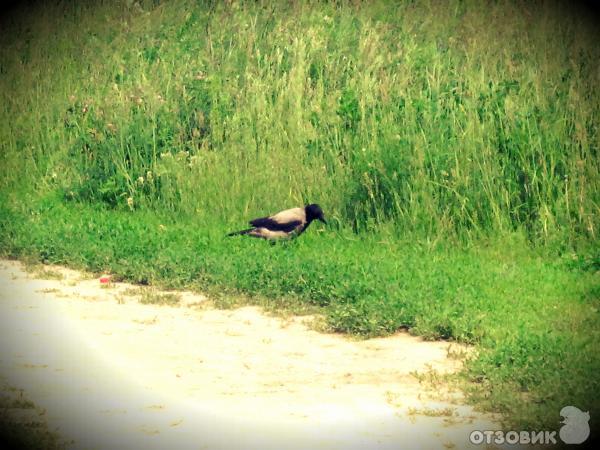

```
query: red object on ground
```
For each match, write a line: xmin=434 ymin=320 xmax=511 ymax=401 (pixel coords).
xmin=99 ymin=276 xmax=110 ymax=284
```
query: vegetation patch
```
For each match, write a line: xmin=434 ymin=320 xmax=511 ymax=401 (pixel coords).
xmin=138 ymin=288 xmax=181 ymax=306
xmin=408 ymin=406 xmax=458 ymax=418
xmin=0 ymin=381 xmax=66 ymax=450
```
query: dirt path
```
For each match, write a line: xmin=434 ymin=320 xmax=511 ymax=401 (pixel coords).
xmin=0 ymin=259 xmax=505 ymax=450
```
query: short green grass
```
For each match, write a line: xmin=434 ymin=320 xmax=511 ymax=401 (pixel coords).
xmin=407 ymin=406 xmax=458 ymax=418
xmin=0 ymin=0 xmax=598 ymax=437
xmin=0 ymin=197 xmax=598 ymax=431
xmin=138 ymin=288 xmax=181 ymax=306
xmin=20 ymin=260 xmax=65 ymax=281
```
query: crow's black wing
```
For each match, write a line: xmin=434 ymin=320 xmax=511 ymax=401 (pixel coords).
xmin=249 ymin=216 xmax=302 ymax=233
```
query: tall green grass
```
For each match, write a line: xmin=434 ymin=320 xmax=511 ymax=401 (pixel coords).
xmin=1 ymin=0 xmax=598 ymax=245
xmin=1 ymin=0 xmax=599 ymax=435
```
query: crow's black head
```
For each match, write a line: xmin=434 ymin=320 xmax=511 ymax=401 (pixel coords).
xmin=305 ymin=204 xmax=327 ymax=224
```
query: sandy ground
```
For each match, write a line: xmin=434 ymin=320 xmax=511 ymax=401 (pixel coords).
xmin=0 ymin=259 xmax=507 ymax=450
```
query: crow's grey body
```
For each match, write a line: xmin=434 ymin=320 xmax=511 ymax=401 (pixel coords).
xmin=227 ymin=204 xmax=326 ymax=240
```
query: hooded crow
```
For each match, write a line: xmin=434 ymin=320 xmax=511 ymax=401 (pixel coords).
xmin=227 ymin=204 xmax=327 ymax=240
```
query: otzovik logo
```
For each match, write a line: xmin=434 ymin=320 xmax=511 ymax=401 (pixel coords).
xmin=559 ymin=406 xmax=590 ymax=445
xmin=469 ymin=405 xmax=590 ymax=446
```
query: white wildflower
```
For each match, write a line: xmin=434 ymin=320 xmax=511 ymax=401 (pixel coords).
xmin=176 ymin=150 xmax=189 ymax=160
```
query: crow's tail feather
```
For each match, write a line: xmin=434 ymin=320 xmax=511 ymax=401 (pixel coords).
xmin=226 ymin=228 xmax=255 ymax=237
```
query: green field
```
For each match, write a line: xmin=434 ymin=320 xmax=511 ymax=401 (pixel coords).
xmin=1 ymin=0 xmax=598 ymax=433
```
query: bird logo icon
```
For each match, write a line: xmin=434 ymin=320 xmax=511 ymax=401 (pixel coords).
xmin=559 ymin=406 xmax=590 ymax=444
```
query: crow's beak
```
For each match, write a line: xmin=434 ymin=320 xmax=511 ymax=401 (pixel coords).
xmin=320 ymin=217 xmax=327 ymax=225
